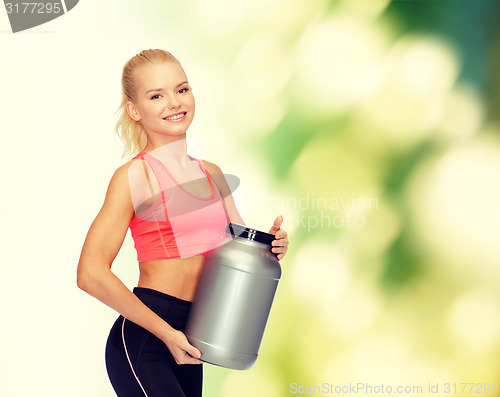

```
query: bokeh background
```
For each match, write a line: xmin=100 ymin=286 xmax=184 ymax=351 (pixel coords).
xmin=1 ymin=0 xmax=500 ymax=396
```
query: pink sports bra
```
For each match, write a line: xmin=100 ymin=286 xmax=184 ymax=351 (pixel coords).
xmin=129 ymin=152 xmax=230 ymax=261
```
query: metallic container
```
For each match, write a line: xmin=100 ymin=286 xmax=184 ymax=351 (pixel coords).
xmin=185 ymin=222 xmax=282 ymax=370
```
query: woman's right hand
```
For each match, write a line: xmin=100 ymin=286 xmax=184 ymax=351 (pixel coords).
xmin=162 ymin=329 xmax=203 ymax=365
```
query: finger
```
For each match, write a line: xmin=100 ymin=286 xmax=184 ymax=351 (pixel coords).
xmin=268 ymin=215 xmax=283 ymax=234
xmin=187 ymin=345 xmax=202 ymax=359
xmin=272 ymin=237 xmax=288 ymax=247
xmin=168 ymin=331 xmax=203 ymax=364
xmin=183 ymin=354 xmax=204 ymax=365
xmin=277 ymin=250 xmax=287 ymax=260
xmin=274 ymin=229 xmax=287 ymax=240
xmin=175 ymin=348 xmax=203 ymax=365
xmin=272 ymin=246 xmax=287 ymax=254
xmin=178 ymin=336 xmax=202 ymax=359
xmin=176 ymin=354 xmax=203 ymax=365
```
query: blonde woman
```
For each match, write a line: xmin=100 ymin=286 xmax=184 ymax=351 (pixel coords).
xmin=77 ymin=49 xmax=289 ymax=397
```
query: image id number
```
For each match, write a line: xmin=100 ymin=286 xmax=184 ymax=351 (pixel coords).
xmin=444 ymin=383 xmax=499 ymax=394
xmin=5 ymin=2 xmax=62 ymax=14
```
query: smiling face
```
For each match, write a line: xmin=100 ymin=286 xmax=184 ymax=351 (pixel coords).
xmin=126 ymin=61 xmax=195 ymax=144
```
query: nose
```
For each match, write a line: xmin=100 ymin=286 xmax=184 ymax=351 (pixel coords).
xmin=166 ymin=93 xmax=180 ymax=109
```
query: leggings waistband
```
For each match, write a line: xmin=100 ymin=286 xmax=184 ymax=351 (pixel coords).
xmin=133 ymin=287 xmax=192 ymax=309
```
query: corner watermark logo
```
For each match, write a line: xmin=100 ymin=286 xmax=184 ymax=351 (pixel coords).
xmin=3 ymin=0 xmax=79 ymax=32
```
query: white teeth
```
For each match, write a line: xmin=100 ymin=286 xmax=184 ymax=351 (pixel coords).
xmin=164 ymin=113 xmax=185 ymax=120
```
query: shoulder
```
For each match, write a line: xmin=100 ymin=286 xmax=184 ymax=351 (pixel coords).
xmin=114 ymin=156 xmax=159 ymax=206
xmin=110 ymin=159 xmax=136 ymax=185
xmin=116 ymin=155 xmax=154 ymax=189
xmin=200 ymin=159 xmax=223 ymax=175
xmin=104 ymin=162 xmax=134 ymax=202
xmin=106 ymin=156 xmax=145 ymax=199
xmin=199 ymin=159 xmax=234 ymax=196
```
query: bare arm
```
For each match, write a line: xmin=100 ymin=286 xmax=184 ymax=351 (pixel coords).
xmin=202 ymin=160 xmax=246 ymax=226
xmin=203 ymin=160 xmax=289 ymax=260
xmin=76 ymin=163 xmax=201 ymax=364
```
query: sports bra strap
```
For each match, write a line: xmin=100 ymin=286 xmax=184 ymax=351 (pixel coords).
xmin=138 ymin=155 xmax=155 ymax=197
xmin=133 ymin=152 xmax=180 ymax=258
xmin=133 ymin=151 xmax=231 ymax=222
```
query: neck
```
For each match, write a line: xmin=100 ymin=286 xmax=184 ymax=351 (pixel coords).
xmin=144 ymin=135 xmax=189 ymax=166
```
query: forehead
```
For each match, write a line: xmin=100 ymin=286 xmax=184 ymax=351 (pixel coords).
xmin=134 ymin=62 xmax=187 ymax=91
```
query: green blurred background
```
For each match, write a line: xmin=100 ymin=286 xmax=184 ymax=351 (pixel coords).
xmin=1 ymin=0 xmax=499 ymax=396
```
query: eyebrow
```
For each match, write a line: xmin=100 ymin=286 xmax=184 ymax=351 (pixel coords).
xmin=145 ymin=81 xmax=189 ymax=95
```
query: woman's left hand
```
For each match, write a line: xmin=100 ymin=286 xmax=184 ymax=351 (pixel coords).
xmin=269 ymin=215 xmax=289 ymax=261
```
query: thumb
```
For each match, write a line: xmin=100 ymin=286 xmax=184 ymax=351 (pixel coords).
xmin=268 ymin=215 xmax=283 ymax=235
xmin=187 ymin=344 xmax=202 ymax=359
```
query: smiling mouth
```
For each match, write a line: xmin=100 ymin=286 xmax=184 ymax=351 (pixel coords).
xmin=163 ymin=112 xmax=187 ymax=121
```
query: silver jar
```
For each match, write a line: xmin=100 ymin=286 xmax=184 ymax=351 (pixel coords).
xmin=185 ymin=222 xmax=282 ymax=370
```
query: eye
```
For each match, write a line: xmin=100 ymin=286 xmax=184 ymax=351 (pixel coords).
xmin=178 ymin=86 xmax=190 ymax=94
xmin=151 ymin=94 xmax=161 ymax=100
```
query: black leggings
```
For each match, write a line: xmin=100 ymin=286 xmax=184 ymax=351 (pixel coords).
xmin=105 ymin=287 xmax=203 ymax=397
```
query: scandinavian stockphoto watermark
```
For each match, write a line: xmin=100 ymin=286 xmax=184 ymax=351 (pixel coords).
xmin=256 ymin=192 xmax=379 ymax=231
xmin=290 ymin=382 xmax=423 ymax=395
xmin=289 ymin=381 xmax=499 ymax=394
xmin=3 ymin=0 xmax=79 ymax=33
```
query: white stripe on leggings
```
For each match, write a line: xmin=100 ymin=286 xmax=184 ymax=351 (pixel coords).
xmin=122 ymin=317 xmax=149 ymax=397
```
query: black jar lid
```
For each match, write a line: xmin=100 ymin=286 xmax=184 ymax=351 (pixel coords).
xmin=226 ymin=222 xmax=275 ymax=246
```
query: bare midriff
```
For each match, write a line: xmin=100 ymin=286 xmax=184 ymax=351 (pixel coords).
xmin=137 ymin=255 xmax=205 ymax=302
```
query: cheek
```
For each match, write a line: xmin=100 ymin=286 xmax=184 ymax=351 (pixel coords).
xmin=149 ymin=104 xmax=163 ymax=117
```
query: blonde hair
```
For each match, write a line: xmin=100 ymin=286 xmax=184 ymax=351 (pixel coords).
xmin=113 ymin=49 xmax=184 ymax=159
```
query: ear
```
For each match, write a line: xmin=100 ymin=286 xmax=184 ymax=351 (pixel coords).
xmin=126 ymin=101 xmax=142 ymax=122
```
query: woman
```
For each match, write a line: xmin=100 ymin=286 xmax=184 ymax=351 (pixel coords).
xmin=77 ymin=49 xmax=289 ymax=397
